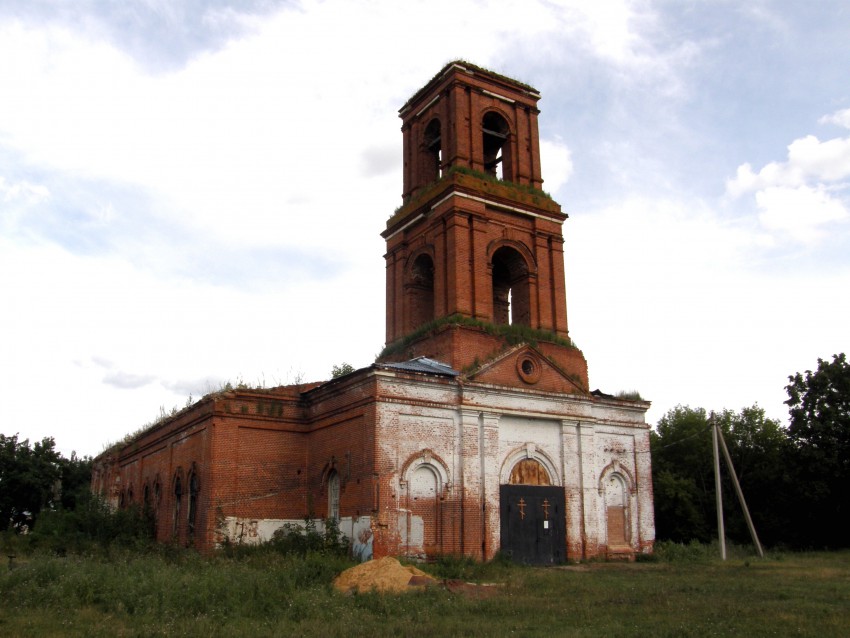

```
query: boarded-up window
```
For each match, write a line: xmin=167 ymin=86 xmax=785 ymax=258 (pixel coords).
xmin=410 ymin=465 xmax=439 ymax=547
xmin=328 ymin=470 xmax=340 ymax=521
xmin=509 ymin=459 xmax=551 ymax=486
xmin=605 ymin=473 xmax=628 ymax=546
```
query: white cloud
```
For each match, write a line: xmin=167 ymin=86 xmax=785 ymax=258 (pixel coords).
xmin=726 ymin=121 xmax=850 ymax=242
xmin=0 ymin=175 xmax=51 ymax=235
xmin=3 ymin=0 xmax=846 ymax=461
xmin=566 ymin=196 xmax=850 ymax=428
xmin=0 ymin=176 xmax=50 ymax=204
xmin=0 ymin=235 xmax=386 ymax=455
xmin=540 ymin=138 xmax=574 ymax=194
xmin=0 ymin=0 xmax=679 ymax=262
xmin=728 ymin=135 xmax=850 ymax=196
xmin=819 ymin=107 xmax=850 ymax=129
xmin=756 ymin=185 xmax=848 ymax=243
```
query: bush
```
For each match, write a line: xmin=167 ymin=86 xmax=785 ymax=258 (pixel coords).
xmin=269 ymin=517 xmax=350 ymax=557
xmin=653 ymin=539 xmax=763 ymax=563
xmin=28 ymin=494 xmax=155 ymax=554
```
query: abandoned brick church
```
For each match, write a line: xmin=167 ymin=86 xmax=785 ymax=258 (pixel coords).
xmin=92 ymin=62 xmax=655 ymax=564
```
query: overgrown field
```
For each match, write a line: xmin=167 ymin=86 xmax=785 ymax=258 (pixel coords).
xmin=1 ymin=543 xmax=848 ymax=637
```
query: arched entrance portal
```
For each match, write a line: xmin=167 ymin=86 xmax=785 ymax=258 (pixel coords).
xmin=499 ymin=458 xmax=565 ymax=565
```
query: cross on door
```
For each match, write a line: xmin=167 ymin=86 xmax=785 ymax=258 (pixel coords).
xmin=518 ymin=498 xmax=526 ymax=520
xmin=542 ymin=498 xmax=550 ymax=520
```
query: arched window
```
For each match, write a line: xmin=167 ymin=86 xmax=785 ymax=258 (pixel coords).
xmin=153 ymin=478 xmax=161 ymax=537
xmin=483 ymin=112 xmax=510 ymax=180
xmin=187 ymin=469 xmax=200 ymax=540
xmin=605 ymin=473 xmax=629 ymax=547
xmin=492 ymin=246 xmax=530 ymax=326
xmin=127 ymin=486 xmax=134 ymax=505
xmin=173 ymin=473 xmax=183 ymax=537
xmin=408 ymin=253 xmax=434 ymax=329
xmin=153 ymin=479 xmax=161 ymax=510
xmin=423 ymin=118 xmax=442 ymax=181
xmin=508 ymin=458 xmax=551 ymax=486
xmin=327 ymin=470 xmax=340 ymax=521
xmin=409 ymin=465 xmax=440 ymax=548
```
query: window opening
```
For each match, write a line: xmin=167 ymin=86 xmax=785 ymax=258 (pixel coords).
xmin=188 ymin=471 xmax=200 ymax=539
xmin=605 ymin=473 xmax=629 ymax=546
xmin=153 ymin=479 xmax=161 ymax=536
xmin=423 ymin=118 xmax=442 ymax=181
xmin=483 ymin=112 xmax=509 ymax=180
xmin=492 ymin=246 xmax=530 ymax=326
xmin=509 ymin=458 xmax=551 ymax=486
xmin=409 ymin=465 xmax=439 ymax=549
xmin=173 ymin=474 xmax=182 ymax=537
xmin=409 ymin=253 xmax=435 ymax=329
xmin=328 ymin=470 xmax=340 ymax=521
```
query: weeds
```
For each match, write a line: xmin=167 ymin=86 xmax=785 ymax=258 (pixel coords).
xmin=1 ymin=546 xmax=849 ymax=637
xmin=615 ymin=389 xmax=645 ymax=401
xmin=378 ymin=313 xmax=577 ymax=361
xmin=20 ymin=494 xmax=156 ymax=555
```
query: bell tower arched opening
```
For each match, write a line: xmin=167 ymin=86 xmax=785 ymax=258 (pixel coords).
xmin=423 ymin=118 xmax=442 ymax=182
xmin=407 ymin=252 xmax=435 ymax=331
xmin=492 ymin=246 xmax=530 ymax=327
xmin=483 ymin=111 xmax=510 ymax=180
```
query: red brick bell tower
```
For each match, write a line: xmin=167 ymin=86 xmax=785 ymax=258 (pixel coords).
xmin=380 ymin=61 xmax=588 ymax=390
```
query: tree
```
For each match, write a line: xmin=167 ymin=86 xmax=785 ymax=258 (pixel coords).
xmin=58 ymin=452 xmax=94 ymax=511
xmin=711 ymin=405 xmax=793 ymax=547
xmin=331 ymin=363 xmax=355 ymax=378
xmin=0 ymin=434 xmax=62 ymax=531
xmin=785 ymin=353 xmax=850 ymax=547
xmin=651 ymin=405 xmax=792 ymax=546
xmin=651 ymin=406 xmax=715 ymax=543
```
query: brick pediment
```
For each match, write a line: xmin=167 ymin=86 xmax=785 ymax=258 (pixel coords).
xmin=465 ymin=344 xmax=588 ymax=395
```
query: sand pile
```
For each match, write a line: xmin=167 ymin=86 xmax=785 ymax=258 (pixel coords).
xmin=333 ymin=557 xmax=437 ymax=594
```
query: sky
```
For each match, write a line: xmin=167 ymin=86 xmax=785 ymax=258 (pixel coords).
xmin=1 ymin=0 xmax=848 ymax=458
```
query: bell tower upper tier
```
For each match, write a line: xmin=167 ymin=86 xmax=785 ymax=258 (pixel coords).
xmin=400 ymin=61 xmax=544 ymax=203
xmin=381 ymin=62 xmax=584 ymax=385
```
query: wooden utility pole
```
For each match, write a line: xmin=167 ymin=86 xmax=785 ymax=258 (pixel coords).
xmin=717 ymin=427 xmax=765 ymax=558
xmin=711 ymin=411 xmax=765 ymax=560
xmin=711 ymin=412 xmax=726 ymax=560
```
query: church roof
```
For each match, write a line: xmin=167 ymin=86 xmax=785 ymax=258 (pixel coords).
xmin=378 ymin=357 xmax=459 ymax=377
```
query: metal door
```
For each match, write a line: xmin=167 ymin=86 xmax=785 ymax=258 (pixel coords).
xmin=499 ymin=485 xmax=565 ymax=565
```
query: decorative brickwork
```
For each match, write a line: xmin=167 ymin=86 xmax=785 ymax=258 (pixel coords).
xmin=93 ymin=62 xmax=654 ymax=563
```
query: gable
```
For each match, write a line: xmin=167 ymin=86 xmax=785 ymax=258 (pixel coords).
xmin=466 ymin=344 xmax=587 ymax=395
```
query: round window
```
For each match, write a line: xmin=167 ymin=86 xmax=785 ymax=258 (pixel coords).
xmin=516 ymin=354 xmax=541 ymax=384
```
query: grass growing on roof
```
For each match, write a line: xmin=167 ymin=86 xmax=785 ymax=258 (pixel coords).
xmin=378 ymin=314 xmax=577 ymax=361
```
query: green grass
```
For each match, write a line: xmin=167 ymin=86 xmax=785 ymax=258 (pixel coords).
xmin=1 ymin=546 xmax=849 ymax=636
xmin=378 ymin=313 xmax=577 ymax=361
